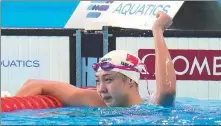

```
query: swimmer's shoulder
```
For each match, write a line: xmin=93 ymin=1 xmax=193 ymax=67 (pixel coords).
xmin=69 ymin=88 xmax=106 ymax=107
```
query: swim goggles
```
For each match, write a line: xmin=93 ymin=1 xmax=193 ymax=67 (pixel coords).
xmin=92 ymin=62 xmax=140 ymax=72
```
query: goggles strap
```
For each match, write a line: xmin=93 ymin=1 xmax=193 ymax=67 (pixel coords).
xmin=142 ymin=64 xmax=151 ymax=96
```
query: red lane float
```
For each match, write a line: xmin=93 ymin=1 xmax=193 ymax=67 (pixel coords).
xmin=1 ymin=87 xmax=96 ymax=112
xmin=1 ymin=95 xmax=63 ymax=112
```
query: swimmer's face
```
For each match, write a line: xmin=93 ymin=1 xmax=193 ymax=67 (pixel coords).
xmin=95 ymin=71 xmax=129 ymax=107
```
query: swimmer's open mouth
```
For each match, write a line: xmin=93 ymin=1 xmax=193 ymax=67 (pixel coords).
xmin=103 ymin=96 xmax=111 ymax=101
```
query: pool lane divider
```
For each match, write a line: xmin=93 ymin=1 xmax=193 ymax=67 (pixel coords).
xmin=1 ymin=95 xmax=63 ymax=112
xmin=1 ymin=86 xmax=96 ymax=112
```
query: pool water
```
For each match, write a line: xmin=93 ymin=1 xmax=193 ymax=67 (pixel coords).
xmin=1 ymin=97 xmax=221 ymax=125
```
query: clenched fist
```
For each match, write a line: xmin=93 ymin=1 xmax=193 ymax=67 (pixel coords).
xmin=152 ymin=11 xmax=173 ymax=31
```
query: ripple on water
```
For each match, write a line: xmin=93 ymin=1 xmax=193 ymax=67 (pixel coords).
xmin=1 ymin=98 xmax=221 ymax=125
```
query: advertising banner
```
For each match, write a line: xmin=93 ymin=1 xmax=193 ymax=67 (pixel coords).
xmin=138 ymin=49 xmax=221 ymax=80
xmin=65 ymin=1 xmax=184 ymax=30
xmin=1 ymin=36 xmax=70 ymax=95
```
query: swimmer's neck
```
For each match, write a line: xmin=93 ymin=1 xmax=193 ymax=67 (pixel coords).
xmin=124 ymin=94 xmax=142 ymax=107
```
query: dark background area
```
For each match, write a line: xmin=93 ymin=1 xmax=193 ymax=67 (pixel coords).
xmin=170 ymin=1 xmax=221 ymax=30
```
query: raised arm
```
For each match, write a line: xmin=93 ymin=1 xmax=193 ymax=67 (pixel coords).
xmin=151 ymin=11 xmax=176 ymax=106
xmin=15 ymin=79 xmax=106 ymax=107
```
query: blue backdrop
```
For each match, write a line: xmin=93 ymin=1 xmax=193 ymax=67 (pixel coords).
xmin=1 ymin=1 xmax=80 ymax=28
